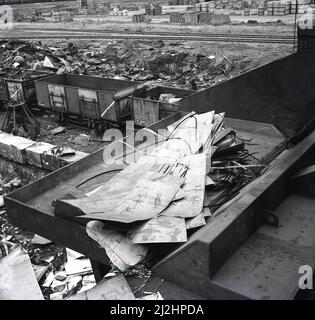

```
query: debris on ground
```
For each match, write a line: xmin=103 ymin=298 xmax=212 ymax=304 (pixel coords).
xmin=0 ymin=39 xmax=257 ymax=89
xmin=0 ymin=247 xmax=44 ymax=300
xmin=67 ymin=274 xmax=135 ymax=300
xmin=0 ymin=130 xmax=88 ymax=171
xmin=50 ymin=126 xmax=66 ymax=135
xmin=73 ymin=133 xmax=91 ymax=146
xmin=31 ymin=234 xmax=52 ymax=245
xmin=64 ymin=257 xmax=92 ymax=277
xmin=138 ymin=292 xmax=164 ymax=300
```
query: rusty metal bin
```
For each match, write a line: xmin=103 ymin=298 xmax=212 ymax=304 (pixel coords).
xmin=0 ymin=67 xmax=50 ymax=105
xmin=34 ymin=73 xmax=142 ymax=123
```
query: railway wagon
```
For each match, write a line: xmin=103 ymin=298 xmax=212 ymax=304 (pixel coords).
xmin=128 ymin=85 xmax=194 ymax=127
xmin=34 ymin=73 xmax=144 ymax=129
xmin=34 ymin=73 xmax=195 ymax=129
xmin=0 ymin=67 xmax=50 ymax=106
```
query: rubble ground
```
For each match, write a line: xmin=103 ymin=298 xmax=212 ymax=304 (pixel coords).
xmin=1 ymin=39 xmax=291 ymax=89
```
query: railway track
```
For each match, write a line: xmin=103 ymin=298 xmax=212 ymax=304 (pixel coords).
xmin=0 ymin=28 xmax=294 ymax=44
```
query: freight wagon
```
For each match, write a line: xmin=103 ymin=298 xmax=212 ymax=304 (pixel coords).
xmin=128 ymin=85 xmax=194 ymax=127
xmin=34 ymin=73 xmax=195 ymax=130
xmin=0 ymin=67 xmax=50 ymax=106
xmin=34 ymin=73 xmax=144 ymax=130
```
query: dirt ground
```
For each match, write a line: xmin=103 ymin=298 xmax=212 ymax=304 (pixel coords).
xmin=11 ymin=15 xmax=296 ymax=36
xmin=8 ymin=0 xmax=299 ymax=36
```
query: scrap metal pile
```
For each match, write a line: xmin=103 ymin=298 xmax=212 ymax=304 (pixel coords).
xmin=0 ymin=39 xmax=246 ymax=88
xmin=55 ymin=111 xmax=265 ymax=273
xmin=0 ymin=67 xmax=48 ymax=81
xmin=0 ymin=230 xmax=156 ymax=300
xmin=0 ymin=111 xmax=269 ymax=300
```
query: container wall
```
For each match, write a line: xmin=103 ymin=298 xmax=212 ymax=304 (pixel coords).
xmin=78 ymin=88 xmax=99 ymax=119
xmin=48 ymin=84 xmax=67 ymax=113
xmin=64 ymin=86 xmax=80 ymax=115
xmin=35 ymin=81 xmax=50 ymax=109
xmin=98 ymin=91 xmax=117 ymax=122
xmin=131 ymin=97 xmax=159 ymax=127
xmin=180 ymin=53 xmax=315 ymax=136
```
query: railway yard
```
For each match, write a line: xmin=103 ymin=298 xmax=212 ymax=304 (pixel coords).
xmin=1 ymin=0 xmax=315 ymax=304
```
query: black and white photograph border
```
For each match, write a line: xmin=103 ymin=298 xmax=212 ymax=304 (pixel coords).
xmin=0 ymin=0 xmax=315 ymax=306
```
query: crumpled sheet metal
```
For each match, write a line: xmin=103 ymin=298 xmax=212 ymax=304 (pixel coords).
xmin=86 ymin=221 xmax=148 ymax=271
xmin=128 ymin=216 xmax=187 ymax=244
xmin=77 ymin=173 xmax=184 ymax=223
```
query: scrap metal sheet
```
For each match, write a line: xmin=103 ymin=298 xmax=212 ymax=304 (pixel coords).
xmin=128 ymin=216 xmax=187 ymax=244
xmin=186 ymin=213 xmax=206 ymax=230
xmin=79 ymin=173 xmax=184 ymax=223
xmin=167 ymin=111 xmax=214 ymax=154
xmin=0 ymin=248 xmax=44 ymax=300
xmin=162 ymin=153 xmax=207 ymax=218
xmin=63 ymin=160 xmax=157 ymax=213
xmin=86 ymin=220 xmax=148 ymax=271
